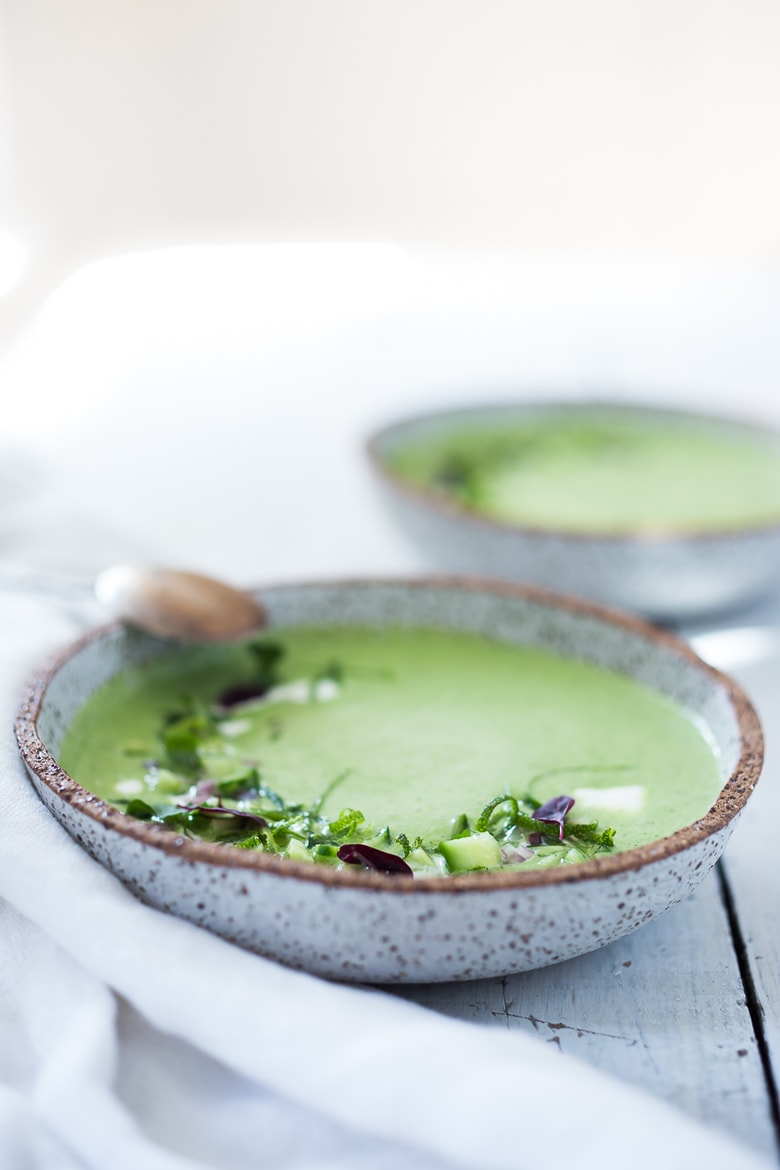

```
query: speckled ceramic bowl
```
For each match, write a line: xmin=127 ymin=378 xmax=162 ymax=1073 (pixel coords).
xmin=367 ymin=403 xmax=780 ymax=621
xmin=15 ymin=578 xmax=762 ymax=984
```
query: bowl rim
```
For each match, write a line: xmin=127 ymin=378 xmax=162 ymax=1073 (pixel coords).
xmin=14 ymin=575 xmax=764 ymax=895
xmin=366 ymin=399 xmax=780 ymax=544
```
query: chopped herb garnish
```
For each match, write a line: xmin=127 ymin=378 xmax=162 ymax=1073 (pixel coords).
xmin=475 ymin=794 xmax=520 ymax=835
xmin=395 ymin=832 xmax=423 ymax=857
xmin=161 ymin=708 xmax=215 ymax=775
xmin=217 ymin=638 xmax=285 ymax=707
xmin=327 ymin=808 xmax=365 ymax=838
xmin=234 ymin=834 xmax=266 ymax=850
xmin=176 ymin=803 xmax=268 ymax=827
xmin=117 ymin=653 xmax=620 ymax=876
xmin=125 ymin=798 xmax=157 ymax=820
xmin=433 ymin=452 xmax=473 ymax=491
xmin=524 ymin=763 xmax=633 ymax=805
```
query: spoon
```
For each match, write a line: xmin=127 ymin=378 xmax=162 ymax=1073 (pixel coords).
xmin=94 ymin=566 xmax=267 ymax=642
xmin=0 ymin=563 xmax=267 ymax=643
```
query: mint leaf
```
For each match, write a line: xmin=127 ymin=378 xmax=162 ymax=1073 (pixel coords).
xmin=328 ymin=808 xmax=365 ymax=838
xmin=125 ymin=799 xmax=156 ymax=820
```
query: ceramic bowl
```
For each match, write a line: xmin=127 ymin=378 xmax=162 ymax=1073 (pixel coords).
xmin=15 ymin=578 xmax=762 ymax=984
xmin=367 ymin=402 xmax=780 ymax=621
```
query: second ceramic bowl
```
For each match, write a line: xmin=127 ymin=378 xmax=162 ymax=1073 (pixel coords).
xmin=367 ymin=402 xmax=780 ymax=621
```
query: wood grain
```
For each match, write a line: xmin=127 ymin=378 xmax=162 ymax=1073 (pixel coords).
xmin=395 ymin=853 xmax=776 ymax=1159
xmin=708 ymin=639 xmax=780 ymax=1161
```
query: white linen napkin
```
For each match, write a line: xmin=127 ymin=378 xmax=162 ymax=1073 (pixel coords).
xmin=0 ymin=591 xmax=773 ymax=1170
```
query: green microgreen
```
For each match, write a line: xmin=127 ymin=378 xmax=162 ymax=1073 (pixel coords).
xmin=125 ymin=798 xmax=156 ymax=820
xmin=314 ymin=660 xmax=344 ymax=685
xmin=327 ymin=808 xmax=365 ymax=838
xmin=475 ymin=794 xmax=520 ymax=835
xmin=247 ymin=638 xmax=285 ymax=689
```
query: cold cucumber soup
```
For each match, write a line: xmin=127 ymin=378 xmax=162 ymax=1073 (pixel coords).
xmin=59 ymin=626 xmax=723 ymax=877
xmin=387 ymin=407 xmax=780 ymax=534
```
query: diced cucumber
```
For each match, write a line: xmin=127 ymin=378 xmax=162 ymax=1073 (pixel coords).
xmin=197 ymin=754 xmax=243 ymax=780
xmin=152 ymin=767 xmax=189 ymax=795
xmin=285 ymin=838 xmax=313 ymax=863
xmin=533 ymin=852 xmax=564 ymax=868
xmin=366 ymin=826 xmax=392 ymax=847
xmin=312 ymin=844 xmax=341 ymax=865
xmin=449 ymin=813 xmax=470 ymax=838
xmin=408 ymin=846 xmax=439 ymax=869
xmin=438 ymin=831 xmax=502 ymax=873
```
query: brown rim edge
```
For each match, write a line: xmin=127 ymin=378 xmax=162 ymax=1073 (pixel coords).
xmin=14 ymin=575 xmax=764 ymax=896
xmin=365 ymin=400 xmax=780 ymax=545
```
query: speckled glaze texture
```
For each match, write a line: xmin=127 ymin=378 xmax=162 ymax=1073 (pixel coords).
xmin=367 ymin=403 xmax=780 ymax=621
xmin=15 ymin=578 xmax=763 ymax=984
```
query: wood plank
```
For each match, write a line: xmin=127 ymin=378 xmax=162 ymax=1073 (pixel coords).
xmin=394 ymin=867 xmax=776 ymax=1160
xmin=699 ymin=627 xmax=780 ymax=1157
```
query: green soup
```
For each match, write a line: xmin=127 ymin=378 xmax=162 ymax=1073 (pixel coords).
xmin=59 ymin=626 xmax=722 ymax=876
xmin=387 ymin=408 xmax=780 ymax=534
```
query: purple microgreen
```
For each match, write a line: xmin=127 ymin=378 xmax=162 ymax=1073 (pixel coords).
xmin=526 ymin=831 xmax=543 ymax=846
xmin=216 ymin=682 xmax=271 ymax=709
xmin=337 ymin=843 xmax=413 ymax=875
xmin=533 ymin=795 xmax=575 ymax=841
xmin=215 ymin=639 xmax=285 ymax=706
xmin=176 ymin=802 xmax=268 ymax=827
xmin=193 ymin=778 xmax=218 ymax=800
